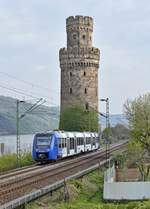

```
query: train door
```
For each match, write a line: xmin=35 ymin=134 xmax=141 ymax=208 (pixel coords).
xmin=91 ymin=136 xmax=93 ymax=150
xmin=67 ymin=138 xmax=70 ymax=156
xmin=74 ymin=137 xmax=77 ymax=153
xmin=84 ymin=135 xmax=86 ymax=152
xmin=69 ymin=138 xmax=75 ymax=155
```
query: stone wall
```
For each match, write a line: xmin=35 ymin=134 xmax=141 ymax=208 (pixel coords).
xmin=59 ymin=15 xmax=100 ymax=131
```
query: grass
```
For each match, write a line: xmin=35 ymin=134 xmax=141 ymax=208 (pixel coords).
xmin=0 ymin=151 xmax=34 ymax=172
xmin=26 ymin=169 xmax=150 ymax=209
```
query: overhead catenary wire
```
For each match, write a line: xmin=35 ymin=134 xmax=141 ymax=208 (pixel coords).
xmin=0 ymin=71 xmax=59 ymax=94
xmin=0 ymin=80 xmax=58 ymax=103
xmin=0 ymin=83 xmax=59 ymax=107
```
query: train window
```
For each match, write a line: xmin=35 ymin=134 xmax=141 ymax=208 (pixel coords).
xmin=70 ymin=138 xmax=75 ymax=149
xmin=62 ymin=139 xmax=64 ymax=148
xmin=77 ymin=137 xmax=84 ymax=146
xmin=59 ymin=139 xmax=61 ymax=148
xmin=86 ymin=137 xmax=91 ymax=144
xmin=36 ymin=135 xmax=51 ymax=146
xmin=77 ymin=138 xmax=79 ymax=145
xmin=64 ymin=138 xmax=67 ymax=147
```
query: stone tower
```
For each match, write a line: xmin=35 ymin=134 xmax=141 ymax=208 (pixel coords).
xmin=59 ymin=15 xmax=100 ymax=131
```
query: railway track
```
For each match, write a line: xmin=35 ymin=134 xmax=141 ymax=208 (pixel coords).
xmin=0 ymin=141 xmax=127 ymax=206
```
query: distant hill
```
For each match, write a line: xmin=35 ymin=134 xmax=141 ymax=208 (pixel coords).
xmin=0 ymin=96 xmax=59 ymax=135
xmin=0 ymin=96 xmax=128 ymax=135
xmin=100 ymin=114 xmax=128 ymax=130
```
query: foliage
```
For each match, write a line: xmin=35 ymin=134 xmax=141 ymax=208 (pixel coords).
xmin=124 ymin=93 xmax=150 ymax=180
xmin=59 ymin=106 xmax=99 ymax=132
xmin=112 ymin=151 xmax=126 ymax=169
xmin=102 ymin=124 xmax=129 ymax=143
xmin=26 ymin=169 xmax=150 ymax=209
xmin=124 ymin=93 xmax=150 ymax=155
xmin=0 ymin=151 xmax=34 ymax=172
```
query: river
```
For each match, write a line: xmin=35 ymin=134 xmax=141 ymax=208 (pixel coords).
xmin=0 ymin=134 xmax=34 ymax=155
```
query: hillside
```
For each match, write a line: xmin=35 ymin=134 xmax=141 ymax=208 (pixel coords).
xmin=0 ymin=96 xmax=128 ymax=135
xmin=0 ymin=96 xmax=59 ymax=135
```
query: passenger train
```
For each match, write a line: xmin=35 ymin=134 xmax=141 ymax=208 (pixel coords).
xmin=32 ymin=130 xmax=100 ymax=162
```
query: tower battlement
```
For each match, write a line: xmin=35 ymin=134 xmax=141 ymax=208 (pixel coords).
xmin=59 ymin=47 xmax=100 ymax=67
xmin=66 ymin=15 xmax=93 ymax=48
xmin=66 ymin=15 xmax=93 ymax=31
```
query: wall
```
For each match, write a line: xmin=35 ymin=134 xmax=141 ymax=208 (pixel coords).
xmin=103 ymin=166 xmax=150 ymax=200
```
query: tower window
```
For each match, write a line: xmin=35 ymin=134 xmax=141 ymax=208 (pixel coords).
xmin=84 ymin=71 xmax=86 ymax=76
xmin=70 ymin=88 xmax=72 ymax=94
xmin=73 ymin=34 xmax=77 ymax=40
xmin=85 ymin=103 xmax=89 ymax=110
xmin=84 ymin=88 xmax=87 ymax=94
xmin=82 ymin=35 xmax=86 ymax=39
xmin=70 ymin=72 xmax=72 ymax=76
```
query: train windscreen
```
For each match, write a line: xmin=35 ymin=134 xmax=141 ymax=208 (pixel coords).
xmin=36 ymin=135 xmax=51 ymax=147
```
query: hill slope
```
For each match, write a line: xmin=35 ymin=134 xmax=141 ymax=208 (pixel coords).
xmin=0 ymin=96 xmax=128 ymax=135
xmin=0 ymin=96 xmax=59 ymax=135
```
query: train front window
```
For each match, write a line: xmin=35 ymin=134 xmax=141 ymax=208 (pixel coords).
xmin=36 ymin=136 xmax=51 ymax=147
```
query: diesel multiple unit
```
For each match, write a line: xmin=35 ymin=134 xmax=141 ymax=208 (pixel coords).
xmin=32 ymin=131 xmax=100 ymax=162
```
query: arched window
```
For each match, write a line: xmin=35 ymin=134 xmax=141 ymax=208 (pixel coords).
xmin=84 ymin=71 xmax=86 ymax=76
xmin=70 ymin=88 xmax=72 ymax=94
xmin=70 ymin=72 xmax=72 ymax=76
xmin=84 ymin=88 xmax=87 ymax=94
xmin=82 ymin=35 xmax=86 ymax=39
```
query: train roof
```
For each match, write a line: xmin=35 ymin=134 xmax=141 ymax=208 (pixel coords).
xmin=53 ymin=131 xmax=98 ymax=138
xmin=34 ymin=130 xmax=98 ymax=138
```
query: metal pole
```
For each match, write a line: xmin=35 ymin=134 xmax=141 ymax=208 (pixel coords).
xmin=16 ymin=100 xmax=20 ymax=168
xmin=106 ymin=98 xmax=110 ymax=167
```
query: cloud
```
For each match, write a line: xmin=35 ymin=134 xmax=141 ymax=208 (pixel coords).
xmin=0 ymin=0 xmax=149 ymax=113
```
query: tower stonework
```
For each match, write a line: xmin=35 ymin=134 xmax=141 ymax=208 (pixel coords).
xmin=59 ymin=16 xmax=100 ymax=131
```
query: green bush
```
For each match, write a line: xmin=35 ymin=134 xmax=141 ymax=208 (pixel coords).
xmin=0 ymin=151 xmax=34 ymax=172
xmin=59 ymin=106 xmax=99 ymax=132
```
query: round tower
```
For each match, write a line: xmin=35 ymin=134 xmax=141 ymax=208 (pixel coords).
xmin=59 ymin=15 xmax=100 ymax=131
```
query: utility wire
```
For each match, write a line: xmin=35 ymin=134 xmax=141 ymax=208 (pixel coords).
xmin=0 ymin=83 xmax=59 ymax=107
xmin=0 ymin=71 xmax=59 ymax=94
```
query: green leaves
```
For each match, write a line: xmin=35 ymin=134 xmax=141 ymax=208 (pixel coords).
xmin=59 ymin=106 xmax=99 ymax=132
xmin=124 ymin=93 xmax=150 ymax=154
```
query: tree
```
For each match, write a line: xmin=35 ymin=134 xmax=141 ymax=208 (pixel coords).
xmin=124 ymin=93 xmax=150 ymax=155
xmin=124 ymin=93 xmax=150 ymax=180
xmin=59 ymin=106 xmax=99 ymax=132
xmin=102 ymin=123 xmax=129 ymax=143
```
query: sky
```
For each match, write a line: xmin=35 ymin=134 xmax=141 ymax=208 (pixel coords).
xmin=0 ymin=0 xmax=149 ymax=114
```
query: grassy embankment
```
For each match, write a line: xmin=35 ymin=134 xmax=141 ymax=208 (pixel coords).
xmin=0 ymin=152 xmax=34 ymax=172
xmin=26 ymin=170 xmax=150 ymax=209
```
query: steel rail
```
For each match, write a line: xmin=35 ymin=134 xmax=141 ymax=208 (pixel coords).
xmin=0 ymin=141 xmax=127 ymax=206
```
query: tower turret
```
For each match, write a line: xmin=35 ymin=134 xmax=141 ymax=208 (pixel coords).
xmin=59 ymin=15 xmax=100 ymax=131
xmin=66 ymin=15 xmax=93 ymax=48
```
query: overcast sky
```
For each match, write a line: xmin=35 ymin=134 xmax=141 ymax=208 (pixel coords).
xmin=0 ymin=0 xmax=149 ymax=114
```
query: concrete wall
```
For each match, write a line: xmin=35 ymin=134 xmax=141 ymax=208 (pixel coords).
xmin=104 ymin=181 xmax=150 ymax=200
xmin=103 ymin=165 xmax=150 ymax=200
